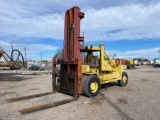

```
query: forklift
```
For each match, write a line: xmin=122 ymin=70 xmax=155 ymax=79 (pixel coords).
xmin=80 ymin=44 xmax=128 ymax=97
xmin=7 ymin=6 xmax=128 ymax=114
xmin=53 ymin=6 xmax=128 ymax=98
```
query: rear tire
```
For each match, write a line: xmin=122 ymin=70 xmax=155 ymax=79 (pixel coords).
xmin=118 ymin=72 xmax=128 ymax=87
xmin=82 ymin=75 xmax=101 ymax=97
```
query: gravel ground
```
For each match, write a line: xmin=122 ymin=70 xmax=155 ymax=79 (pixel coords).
xmin=0 ymin=65 xmax=160 ymax=120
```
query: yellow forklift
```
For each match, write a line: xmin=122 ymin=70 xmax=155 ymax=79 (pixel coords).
xmin=80 ymin=44 xmax=128 ymax=97
xmin=7 ymin=6 xmax=128 ymax=114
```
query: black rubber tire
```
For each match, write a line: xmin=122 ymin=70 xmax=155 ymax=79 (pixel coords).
xmin=118 ymin=72 xmax=128 ymax=87
xmin=56 ymin=77 xmax=60 ymax=86
xmin=82 ymin=75 xmax=101 ymax=97
xmin=81 ymin=75 xmax=89 ymax=94
xmin=10 ymin=68 xmax=13 ymax=70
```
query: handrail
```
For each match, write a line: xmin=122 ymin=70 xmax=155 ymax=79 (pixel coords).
xmin=104 ymin=51 xmax=116 ymax=67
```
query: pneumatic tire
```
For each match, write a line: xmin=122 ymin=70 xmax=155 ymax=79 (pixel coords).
xmin=81 ymin=75 xmax=89 ymax=94
xmin=118 ymin=72 xmax=128 ymax=87
xmin=83 ymin=75 xmax=101 ymax=97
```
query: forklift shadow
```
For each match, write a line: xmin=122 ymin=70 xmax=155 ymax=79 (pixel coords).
xmin=99 ymin=92 xmax=134 ymax=120
xmin=101 ymin=82 xmax=118 ymax=91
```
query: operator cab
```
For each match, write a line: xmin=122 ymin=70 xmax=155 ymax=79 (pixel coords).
xmin=80 ymin=47 xmax=100 ymax=68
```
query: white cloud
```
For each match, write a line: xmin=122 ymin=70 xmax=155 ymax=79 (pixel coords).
xmin=0 ymin=2 xmax=160 ymax=41
xmin=0 ymin=14 xmax=64 ymax=40
xmin=81 ymin=3 xmax=160 ymax=41
xmin=107 ymin=47 xmax=160 ymax=59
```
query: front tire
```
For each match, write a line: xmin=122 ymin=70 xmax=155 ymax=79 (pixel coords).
xmin=83 ymin=75 xmax=101 ymax=97
xmin=118 ymin=72 xmax=128 ymax=87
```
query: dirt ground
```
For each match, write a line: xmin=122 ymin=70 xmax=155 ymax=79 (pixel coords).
xmin=0 ymin=66 xmax=160 ymax=120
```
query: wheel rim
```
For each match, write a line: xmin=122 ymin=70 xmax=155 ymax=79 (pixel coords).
xmin=90 ymin=81 xmax=98 ymax=93
xmin=122 ymin=75 xmax=127 ymax=83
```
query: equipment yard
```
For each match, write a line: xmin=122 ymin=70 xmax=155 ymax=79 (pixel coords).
xmin=0 ymin=65 xmax=160 ymax=120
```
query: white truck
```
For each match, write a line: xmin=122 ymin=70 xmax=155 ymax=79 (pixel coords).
xmin=134 ymin=60 xmax=140 ymax=66
xmin=153 ymin=58 xmax=160 ymax=67
xmin=150 ymin=60 xmax=154 ymax=65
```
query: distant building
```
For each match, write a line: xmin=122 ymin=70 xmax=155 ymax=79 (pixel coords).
xmin=141 ymin=59 xmax=149 ymax=65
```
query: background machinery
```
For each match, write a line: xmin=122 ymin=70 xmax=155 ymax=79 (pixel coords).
xmin=0 ymin=46 xmax=24 ymax=69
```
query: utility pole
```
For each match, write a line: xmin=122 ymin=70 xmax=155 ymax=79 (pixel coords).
xmin=11 ymin=41 xmax=13 ymax=51
xmin=24 ymin=47 xmax=27 ymax=62
xmin=41 ymin=53 xmax=42 ymax=62
xmin=41 ymin=53 xmax=42 ymax=67
xmin=11 ymin=41 xmax=14 ymax=60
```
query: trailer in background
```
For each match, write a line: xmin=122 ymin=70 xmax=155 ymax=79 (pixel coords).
xmin=153 ymin=58 xmax=160 ymax=67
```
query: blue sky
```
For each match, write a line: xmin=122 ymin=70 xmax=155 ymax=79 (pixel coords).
xmin=0 ymin=0 xmax=160 ymax=61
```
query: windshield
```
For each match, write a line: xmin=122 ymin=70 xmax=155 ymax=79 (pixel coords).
xmin=80 ymin=51 xmax=99 ymax=64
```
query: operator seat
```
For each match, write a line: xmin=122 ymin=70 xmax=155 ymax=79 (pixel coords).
xmin=90 ymin=56 xmax=99 ymax=68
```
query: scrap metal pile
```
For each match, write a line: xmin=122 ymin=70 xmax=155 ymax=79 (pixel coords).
xmin=0 ymin=46 xmax=24 ymax=69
